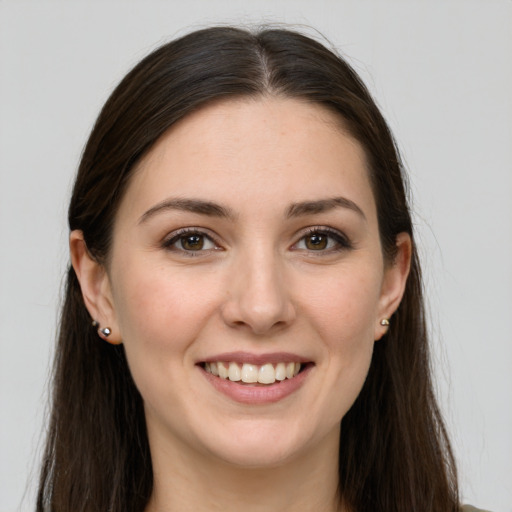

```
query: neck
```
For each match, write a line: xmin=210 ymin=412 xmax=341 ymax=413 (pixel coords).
xmin=145 ymin=426 xmax=343 ymax=512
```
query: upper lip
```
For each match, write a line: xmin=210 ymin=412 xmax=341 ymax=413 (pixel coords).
xmin=199 ymin=351 xmax=311 ymax=365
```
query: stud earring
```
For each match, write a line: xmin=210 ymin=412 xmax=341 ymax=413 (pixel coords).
xmin=92 ymin=320 xmax=112 ymax=337
xmin=380 ymin=318 xmax=390 ymax=326
xmin=91 ymin=319 xmax=121 ymax=345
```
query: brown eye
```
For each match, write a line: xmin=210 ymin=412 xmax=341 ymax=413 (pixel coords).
xmin=305 ymin=233 xmax=328 ymax=250
xmin=293 ymin=228 xmax=352 ymax=253
xmin=181 ymin=234 xmax=205 ymax=251
xmin=164 ymin=230 xmax=217 ymax=253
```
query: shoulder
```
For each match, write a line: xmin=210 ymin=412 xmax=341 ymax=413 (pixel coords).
xmin=461 ymin=505 xmax=492 ymax=512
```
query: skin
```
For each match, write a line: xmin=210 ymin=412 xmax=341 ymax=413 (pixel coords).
xmin=71 ymin=97 xmax=411 ymax=512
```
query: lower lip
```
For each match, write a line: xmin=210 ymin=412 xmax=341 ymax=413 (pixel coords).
xmin=200 ymin=365 xmax=313 ymax=404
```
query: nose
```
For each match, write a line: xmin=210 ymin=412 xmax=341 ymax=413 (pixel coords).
xmin=220 ymin=248 xmax=296 ymax=335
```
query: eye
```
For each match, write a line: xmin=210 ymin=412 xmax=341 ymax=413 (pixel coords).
xmin=163 ymin=229 xmax=219 ymax=254
xmin=293 ymin=228 xmax=352 ymax=252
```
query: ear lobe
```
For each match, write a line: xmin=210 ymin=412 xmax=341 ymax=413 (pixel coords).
xmin=69 ymin=230 xmax=121 ymax=343
xmin=375 ymin=232 xmax=412 ymax=340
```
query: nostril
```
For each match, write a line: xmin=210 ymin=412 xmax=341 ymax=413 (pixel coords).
xmin=219 ymin=278 xmax=296 ymax=334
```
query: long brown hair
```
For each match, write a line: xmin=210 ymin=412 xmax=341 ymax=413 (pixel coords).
xmin=37 ymin=26 xmax=459 ymax=512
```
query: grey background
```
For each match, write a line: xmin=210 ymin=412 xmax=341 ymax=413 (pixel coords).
xmin=1 ymin=1 xmax=511 ymax=511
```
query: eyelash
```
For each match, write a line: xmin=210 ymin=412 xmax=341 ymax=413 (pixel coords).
xmin=292 ymin=227 xmax=353 ymax=253
xmin=162 ymin=226 xmax=353 ymax=256
xmin=162 ymin=228 xmax=221 ymax=256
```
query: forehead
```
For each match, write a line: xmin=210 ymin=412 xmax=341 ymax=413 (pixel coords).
xmin=119 ymin=97 xmax=375 ymax=222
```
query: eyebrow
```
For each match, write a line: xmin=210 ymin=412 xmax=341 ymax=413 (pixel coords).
xmin=286 ymin=197 xmax=366 ymax=221
xmin=138 ymin=198 xmax=235 ymax=224
xmin=138 ymin=195 xmax=366 ymax=224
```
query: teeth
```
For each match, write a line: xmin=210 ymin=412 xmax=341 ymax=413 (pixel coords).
xmin=258 ymin=363 xmax=275 ymax=384
xmin=286 ymin=362 xmax=295 ymax=379
xmin=275 ymin=362 xmax=286 ymax=381
xmin=218 ymin=362 xmax=229 ymax=379
xmin=205 ymin=361 xmax=303 ymax=384
xmin=228 ymin=362 xmax=241 ymax=381
xmin=241 ymin=363 xmax=258 ymax=383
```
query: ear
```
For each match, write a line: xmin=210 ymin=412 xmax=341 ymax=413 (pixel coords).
xmin=69 ymin=230 xmax=122 ymax=344
xmin=374 ymin=232 xmax=412 ymax=341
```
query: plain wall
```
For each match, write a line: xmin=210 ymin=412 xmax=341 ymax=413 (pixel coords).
xmin=1 ymin=1 xmax=511 ymax=511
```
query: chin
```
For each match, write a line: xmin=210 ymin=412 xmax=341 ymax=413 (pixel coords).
xmin=198 ymin=418 xmax=324 ymax=469
xmin=210 ymin=441 xmax=301 ymax=469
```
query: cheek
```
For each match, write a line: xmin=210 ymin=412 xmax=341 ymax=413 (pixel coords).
xmin=288 ymin=268 xmax=381 ymax=432
xmin=304 ymin=266 xmax=383 ymax=345
xmin=304 ymin=265 xmax=381 ymax=393
xmin=110 ymin=263 xmax=223 ymax=413
xmin=111 ymin=260 xmax=221 ymax=355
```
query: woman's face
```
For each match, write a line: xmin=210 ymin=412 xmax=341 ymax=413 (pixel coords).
xmin=90 ymin=97 xmax=409 ymax=468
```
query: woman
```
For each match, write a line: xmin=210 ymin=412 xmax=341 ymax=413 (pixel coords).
xmin=37 ymin=26 xmax=480 ymax=512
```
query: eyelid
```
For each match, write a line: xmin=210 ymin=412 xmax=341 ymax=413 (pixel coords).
xmin=161 ymin=225 xmax=352 ymax=255
xmin=162 ymin=227 xmax=223 ymax=254
xmin=291 ymin=226 xmax=353 ymax=252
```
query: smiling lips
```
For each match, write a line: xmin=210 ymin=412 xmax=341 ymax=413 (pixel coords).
xmin=199 ymin=352 xmax=312 ymax=404
xmin=204 ymin=361 xmax=301 ymax=385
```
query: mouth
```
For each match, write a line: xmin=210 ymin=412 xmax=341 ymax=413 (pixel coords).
xmin=197 ymin=353 xmax=314 ymax=404
xmin=196 ymin=351 xmax=314 ymax=403
xmin=201 ymin=361 xmax=309 ymax=385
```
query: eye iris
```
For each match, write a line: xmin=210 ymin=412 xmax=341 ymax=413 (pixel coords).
xmin=306 ymin=233 xmax=328 ymax=250
xmin=182 ymin=234 xmax=204 ymax=250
